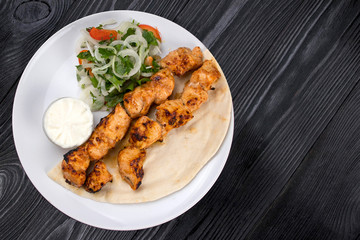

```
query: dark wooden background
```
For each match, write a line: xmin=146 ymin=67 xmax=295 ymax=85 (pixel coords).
xmin=2 ymin=0 xmax=360 ymax=239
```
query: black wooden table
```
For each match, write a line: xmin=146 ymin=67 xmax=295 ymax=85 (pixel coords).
xmin=2 ymin=0 xmax=360 ymax=239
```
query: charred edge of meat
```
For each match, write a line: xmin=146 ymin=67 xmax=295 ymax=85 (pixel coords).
xmin=101 ymin=115 xmax=110 ymax=128
xmin=164 ymin=109 xmax=171 ymax=116
xmin=122 ymin=176 xmax=142 ymax=190
xmin=152 ymin=75 xmax=161 ymax=81
xmin=63 ymin=147 xmax=79 ymax=163
xmin=186 ymin=98 xmax=198 ymax=107
xmin=94 ymin=108 xmax=113 ymax=128
xmin=86 ymin=187 xmax=101 ymax=194
xmin=182 ymin=55 xmax=190 ymax=65
xmin=131 ymin=128 xmax=148 ymax=141
xmin=164 ymin=110 xmax=192 ymax=126
xmin=123 ymin=176 xmax=133 ymax=188
xmin=130 ymin=157 xmax=144 ymax=179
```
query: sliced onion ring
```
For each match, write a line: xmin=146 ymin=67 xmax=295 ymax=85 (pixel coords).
xmin=139 ymin=45 xmax=149 ymax=64
xmin=110 ymin=40 xmax=132 ymax=50
xmin=92 ymin=56 xmax=115 ymax=73
xmin=116 ymin=22 xmax=142 ymax=36
xmin=112 ymin=49 xmax=141 ymax=78
xmin=124 ymin=35 xmax=148 ymax=51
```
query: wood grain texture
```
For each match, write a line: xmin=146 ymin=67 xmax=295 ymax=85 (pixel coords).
xmin=2 ymin=0 xmax=360 ymax=239
xmin=247 ymin=80 xmax=360 ymax=239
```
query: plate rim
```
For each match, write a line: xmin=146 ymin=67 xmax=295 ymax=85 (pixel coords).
xmin=12 ymin=10 xmax=234 ymax=230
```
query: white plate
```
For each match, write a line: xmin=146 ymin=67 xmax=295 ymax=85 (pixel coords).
xmin=12 ymin=10 xmax=234 ymax=230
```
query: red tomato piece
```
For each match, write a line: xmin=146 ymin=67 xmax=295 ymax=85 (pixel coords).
xmin=139 ymin=24 xmax=161 ymax=42
xmin=89 ymin=27 xmax=118 ymax=41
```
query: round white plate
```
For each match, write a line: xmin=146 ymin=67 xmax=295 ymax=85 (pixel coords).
xmin=12 ymin=10 xmax=234 ymax=230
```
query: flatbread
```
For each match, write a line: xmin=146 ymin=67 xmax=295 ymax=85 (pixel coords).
xmin=48 ymin=49 xmax=232 ymax=203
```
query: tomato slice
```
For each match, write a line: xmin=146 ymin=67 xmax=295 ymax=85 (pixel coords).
xmin=139 ymin=24 xmax=161 ymax=42
xmin=89 ymin=27 xmax=118 ymax=41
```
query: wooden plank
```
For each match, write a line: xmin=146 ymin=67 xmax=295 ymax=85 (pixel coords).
xmin=248 ymin=74 xmax=360 ymax=240
xmin=0 ymin=0 xmax=73 ymax=103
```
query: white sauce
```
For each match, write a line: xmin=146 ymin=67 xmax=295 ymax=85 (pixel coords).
xmin=43 ymin=98 xmax=93 ymax=148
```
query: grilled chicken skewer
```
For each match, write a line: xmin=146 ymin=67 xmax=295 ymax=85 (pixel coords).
xmin=119 ymin=58 xmax=221 ymax=190
xmin=117 ymin=48 xmax=206 ymax=189
xmin=124 ymin=46 xmax=205 ymax=118
xmin=160 ymin=47 xmax=203 ymax=76
xmin=61 ymin=144 xmax=90 ymax=188
xmin=181 ymin=60 xmax=221 ymax=112
xmin=83 ymin=104 xmax=131 ymax=191
xmin=123 ymin=68 xmax=175 ymax=118
xmin=84 ymin=160 xmax=113 ymax=193
xmin=129 ymin=116 xmax=163 ymax=149
xmin=156 ymin=60 xmax=221 ymax=134
xmin=117 ymin=116 xmax=162 ymax=190
xmin=89 ymin=68 xmax=176 ymax=191
xmin=62 ymin=104 xmax=131 ymax=189
xmin=118 ymin=146 xmax=146 ymax=190
xmin=155 ymin=99 xmax=193 ymax=135
xmin=87 ymin=104 xmax=131 ymax=160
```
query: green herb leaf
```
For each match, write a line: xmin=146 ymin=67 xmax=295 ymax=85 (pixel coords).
xmin=142 ymin=30 xmax=158 ymax=46
xmin=114 ymin=44 xmax=123 ymax=51
xmin=77 ymin=51 xmax=96 ymax=62
xmin=89 ymin=91 xmax=104 ymax=111
xmin=98 ymin=48 xmax=115 ymax=59
xmin=121 ymin=79 xmax=137 ymax=92
xmin=140 ymin=64 xmax=151 ymax=73
xmin=121 ymin=28 xmax=136 ymax=40
xmin=136 ymin=77 xmax=151 ymax=85
xmin=109 ymin=37 xmax=115 ymax=44
xmin=90 ymin=91 xmax=97 ymax=104
xmin=76 ymin=74 xmax=81 ymax=82
xmin=131 ymin=20 xmax=140 ymax=26
xmin=90 ymin=76 xmax=98 ymax=88
xmin=76 ymin=65 xmax=83 ymax=71
xmin=96 ymin=24 xmax=103 ymax=30
xmin=125 ymin=82 xmax=135 ymax=91
xmin=114 ymin=56 xmax=134 ymax=75
xmin=107 ymin=75 xmax=123 ymax=92
xmin=140 ymin=59 xmax=160 ymax=74
xmin=105 ymin=92 xmax=124 ymax=108
xmin=152 ymin=59 xmax=160 ymax=71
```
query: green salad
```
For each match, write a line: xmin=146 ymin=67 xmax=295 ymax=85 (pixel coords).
xmin=76 ymin=20 xmax=162 ymax=111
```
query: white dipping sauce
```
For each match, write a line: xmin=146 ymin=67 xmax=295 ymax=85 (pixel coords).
xmin=43 ymin=98 xmax=93 ymax=148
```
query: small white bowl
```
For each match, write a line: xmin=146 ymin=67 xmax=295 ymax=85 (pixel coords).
xmin=43 ymin=97 xmax=93 ymax=148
